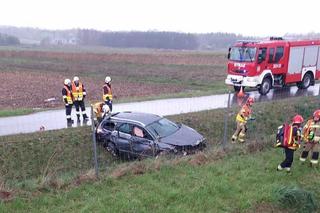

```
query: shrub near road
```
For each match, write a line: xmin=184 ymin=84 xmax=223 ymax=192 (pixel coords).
xmin=0 ymin=48 xmax=227 ymax=110
xmin=1 ymin=95 xmax=319 ymax=212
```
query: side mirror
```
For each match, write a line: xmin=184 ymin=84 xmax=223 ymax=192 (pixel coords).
xmin=227 ymin=48 xmax=231 ymax=59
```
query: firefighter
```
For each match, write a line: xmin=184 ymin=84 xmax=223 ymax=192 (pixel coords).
xmin=91 ymin=102 xmax=110 ymax=125
xmin=300 ymin=109 xmax=320 ymax=167
xmin=231 ymin=97 xmax=254 ymax=143
xmin=72 ymin=76 xmax=88 ymax=122
xmin=62 ymin=79 xmax=74 ymax=126
xmin=103 ymin=76 xmax=113 ymax=112
xmin=277 ymin=114 xmax=304 ymax=172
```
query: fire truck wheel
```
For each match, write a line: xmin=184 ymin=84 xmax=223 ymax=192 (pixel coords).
xmin=258 ymin=77 xmax=272 ymax=95
xmin=297 ymin=73 xmax=313 ymax=89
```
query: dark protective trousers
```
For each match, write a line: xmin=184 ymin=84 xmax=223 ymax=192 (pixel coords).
xmin=280 ymin=148 xmax=295 ymax=168
xmin=105 ymin=100 xmax=113 ymax=112
xmin=65 ymin=104 xmax=73 ymax=121
xmin=300 ymin=142 xmax=319 ymax=165
xmin=74 ymin=100 xmax=87 ymax=118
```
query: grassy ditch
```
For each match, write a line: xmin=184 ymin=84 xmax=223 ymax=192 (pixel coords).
xmin=0 ymin=95 xmax=319 ymax=212
xmin=1 ymin=146 xmax=319 ymax=212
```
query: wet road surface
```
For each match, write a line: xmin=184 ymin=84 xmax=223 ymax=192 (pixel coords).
xmin=0 ymin=84 xmax=319 ymax=136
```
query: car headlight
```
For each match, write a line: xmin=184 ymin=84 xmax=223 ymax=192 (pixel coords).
xmin=195 ymin=137 xmax=206 ymax=146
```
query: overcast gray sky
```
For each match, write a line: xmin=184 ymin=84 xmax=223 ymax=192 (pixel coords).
xmin=1 ymin=0 xmax=319 ymax=36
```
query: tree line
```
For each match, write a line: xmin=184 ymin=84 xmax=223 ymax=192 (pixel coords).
xmin=0 ymin=33 xmax=20 ymax=45
xmin=77 ymin=29 xmax=251 ymax=50
xmin=5 ymin=26 xmax=320 ymax=50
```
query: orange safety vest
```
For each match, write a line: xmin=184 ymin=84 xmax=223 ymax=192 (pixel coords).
xmin=287 ymin=125 xmax=301 ymax=150
xmin=103 ymin=83 xmax=113 ymax=101
xmin=302 ymin=119 xmax=320 ymax=143
xmin=72 ymin=81 xmax=84 ymax=101
xmin=302 ymin=119 xmax=313 ymax=142
xmin=236 ymin=104 xmax=252 ymax=123
xmin=63 ymin=85 xmax=73 ymax=104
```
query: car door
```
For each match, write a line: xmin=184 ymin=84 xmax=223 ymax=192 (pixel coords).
xmin=115 ymin=123 xmax=133 ymax=155
xmin=257 ymin=47 xmax=268 ymax=70
xmin=130 ymin=126 xmax=156 ymax=157
xmin=99 ymin=120 xmax=116 ymax=143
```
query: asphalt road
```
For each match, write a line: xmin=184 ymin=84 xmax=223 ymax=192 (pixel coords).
xmin=0 ymin=84 xmax=319 ymax=136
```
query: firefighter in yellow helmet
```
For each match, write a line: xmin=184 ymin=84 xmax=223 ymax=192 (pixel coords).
xmin=103 ymin=76 xmax=113 ymax=112
xmin=277 ymin=114 xmax=304 ymax=172
xmin=62 ymin=79 xmax=73 ymax=126
xmin=231 ymin=97 xmax=254 ymax=143
xmin=300 ymin=109 xmax=320 ymax=167
xmin=72 ymin=76 xmax=88 ymax=123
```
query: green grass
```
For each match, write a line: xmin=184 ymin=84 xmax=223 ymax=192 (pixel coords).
xmin=1 ymin=148 xmax=319 ymax=212
xmin=0 ymin=108 xmax=35 ymax=117
xmin=0 ymin=45 xmax=226 ymax=55
xmin=1 ymin=95 xmax=320 ymax=212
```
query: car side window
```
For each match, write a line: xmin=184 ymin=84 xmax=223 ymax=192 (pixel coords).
xmin=274 ymin=46 xmax=284 ymax=62
xmin=103 ymin=121 xmax=115 ymax=131
xmin=118 ymin=123 xmax=132 ymax=134
xmin=133 ymin=126 xmax=153 ymax=140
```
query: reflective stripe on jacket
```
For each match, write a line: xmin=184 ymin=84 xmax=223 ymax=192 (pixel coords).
xmin=72 ymin=81 xmax=84 ymax=101
xmin=287 ymin=125 xmax=301 ymax=150
xmin=236 ymin=104 xmax=251 ymax=123
xmin=103 ymin=83 xmax=113 ymax=101
xmin=303 ymin=119 xmax=320 ymax=143
xmin=63 ymin=85 xmax=73 ymax=104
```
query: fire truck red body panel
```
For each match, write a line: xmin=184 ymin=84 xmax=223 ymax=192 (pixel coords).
xmin=225 ymin=38 xmax=320 ymax=94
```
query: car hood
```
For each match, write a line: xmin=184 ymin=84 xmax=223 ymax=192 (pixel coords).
xmin=159 ymin=124 xmax=203 ymax=146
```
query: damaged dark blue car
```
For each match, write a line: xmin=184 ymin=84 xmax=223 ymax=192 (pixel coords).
xmin=96 ymin=112 xmax=206 ymax=158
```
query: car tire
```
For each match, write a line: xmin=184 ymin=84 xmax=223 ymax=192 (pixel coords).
xmin=258 ymin=77 xmax=272 ymax=95
xmin=106 ymin=142 xmax=118 ymax=157
xmin=297 ymin=73 xmax=313 ymax=89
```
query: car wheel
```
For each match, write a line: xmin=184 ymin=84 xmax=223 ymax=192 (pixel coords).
xmin=297 ymin=73 xmax=313 ymax=89
xmin=258 ymin=77 xmax=272 ymax=95
xmin=106 ymin=142 xmax=118 ymax=157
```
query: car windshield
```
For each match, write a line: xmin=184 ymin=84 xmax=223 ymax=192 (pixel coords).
xmin=229 ymin=47 xmax=256 ymax=62
xmin=146 ymin=118 xmax=179 ymax=138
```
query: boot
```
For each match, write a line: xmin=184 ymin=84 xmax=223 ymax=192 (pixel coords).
xmin=83 ymin=114 xmax=89 ymax=122
xmin=77 ymin=115 xmax=81 ymax=123
xmin=238 ymin=132 xmax=245 ymax=143
xmin=300 ymin=151 xmax=308 ymax=162
xmin=310 ymin=152 xmax=319 ymax=167
xmin=231 ymin=135 xmax=237 ymax=143
xmin=67 ymin=118 xmax=74 ymax=127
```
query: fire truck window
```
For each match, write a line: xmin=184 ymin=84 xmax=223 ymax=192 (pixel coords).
xmin=268 ymin=48 xmax=275 ymax=63
xmin=258 ymin=48 xmax=267 ymax=62
xmin=274 ymin=46 xmax=284 ymax=62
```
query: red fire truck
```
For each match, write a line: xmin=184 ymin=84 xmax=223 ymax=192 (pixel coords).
xmin=225 ymin=37 xmax=320 ymax=95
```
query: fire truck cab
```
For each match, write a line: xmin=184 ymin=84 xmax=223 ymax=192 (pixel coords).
xmin=225 ymin=37 xmax=320 ymax=95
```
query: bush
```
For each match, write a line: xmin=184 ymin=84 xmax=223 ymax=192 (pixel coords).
xmin=274 ymin=186 xmax=318 ymax=213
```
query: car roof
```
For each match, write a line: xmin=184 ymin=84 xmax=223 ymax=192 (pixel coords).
xmin=110 ymin=112 xmax=162 ymax=127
